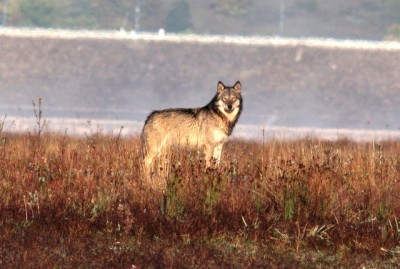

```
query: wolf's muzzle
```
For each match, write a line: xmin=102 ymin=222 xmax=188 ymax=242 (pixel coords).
xmin=225 ymin=104 xmax=234 ymax=113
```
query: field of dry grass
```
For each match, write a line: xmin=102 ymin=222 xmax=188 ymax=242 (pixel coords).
xmin=1 ymin=115 xmax=400 ymax=268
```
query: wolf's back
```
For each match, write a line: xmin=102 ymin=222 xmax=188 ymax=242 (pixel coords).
xmin=141 ymin=107 xmax=212 ymax=149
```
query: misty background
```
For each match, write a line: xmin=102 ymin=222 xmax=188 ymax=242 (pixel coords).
xmin=1 ymin=0 xmax=400 ymax=139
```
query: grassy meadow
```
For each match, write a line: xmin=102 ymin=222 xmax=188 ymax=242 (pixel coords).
xmin=1 ymin=120 xmax=400 ymax=267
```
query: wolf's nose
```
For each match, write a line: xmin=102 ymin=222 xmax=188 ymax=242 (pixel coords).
xmin=227 ymin=104 xmax=233 ymax=110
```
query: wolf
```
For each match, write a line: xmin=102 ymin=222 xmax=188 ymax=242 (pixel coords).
xmin=141 ymin=81 xmax=243 ymax=176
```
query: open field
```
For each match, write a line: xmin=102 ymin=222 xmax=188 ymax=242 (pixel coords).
xmin=1 ymin=28 xmax=400 ymax=267
xmin=1 ymin=125 xmax=400 ymax=267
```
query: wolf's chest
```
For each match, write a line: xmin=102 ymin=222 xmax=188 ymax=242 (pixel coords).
xmin=212 ymin=129 xmax=228 ymax=144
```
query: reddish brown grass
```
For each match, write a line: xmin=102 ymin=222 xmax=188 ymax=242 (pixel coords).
xmin=0 ymin=131 xmax=399 ymax=268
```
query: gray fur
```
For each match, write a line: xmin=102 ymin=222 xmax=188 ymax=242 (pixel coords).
xmin=141 ymin=81 xmax=243 ymax=176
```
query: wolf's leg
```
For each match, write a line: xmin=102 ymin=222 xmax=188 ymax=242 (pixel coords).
xmin=143 ymin=152 xmax=156 ymax=177
xmin=204 ymin=145 xmax=213 ymax=167
xmin=142 ymin=147 xmax=159 ymax=177
xmin=143 ymin=136 xmax=168 ymax=177
xmin=212 ymin=142 xmax=224 ymax=166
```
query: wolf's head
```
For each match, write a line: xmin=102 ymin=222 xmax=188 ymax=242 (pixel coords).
xmin=215 ymin=81 xmax=242 ymax=122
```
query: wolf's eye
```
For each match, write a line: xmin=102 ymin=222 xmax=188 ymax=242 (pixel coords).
xmin=231 ymin=96 xmax=237 ymax=102
xmin=222 ymin=97 xmax=228 ymax=102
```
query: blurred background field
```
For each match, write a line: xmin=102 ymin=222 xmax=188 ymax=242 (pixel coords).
xmin=1 ymin=30 xmax=400 ymax=140
xmin=1 ymin=0 xmax=400 ymax=139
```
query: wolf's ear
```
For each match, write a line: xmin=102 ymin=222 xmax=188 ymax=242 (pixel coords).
xmin=233 ymin=81 xmax=241 ymax=93
xmin=217 ymin=81 xmax=225 ymax=93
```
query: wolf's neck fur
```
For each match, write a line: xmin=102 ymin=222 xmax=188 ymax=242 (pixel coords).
xmin=207 ymin=94 xmax=242 ymax=136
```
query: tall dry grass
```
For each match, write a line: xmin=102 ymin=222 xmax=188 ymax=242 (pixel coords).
xmin=1 ymin=124 xmax=400 ymax=267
